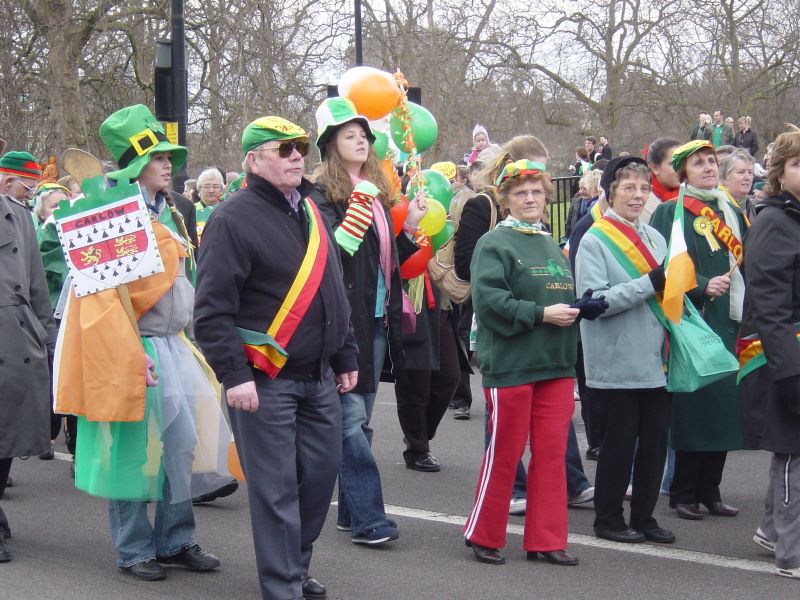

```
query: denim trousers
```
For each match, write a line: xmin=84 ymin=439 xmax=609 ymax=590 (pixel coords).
xmin=337 ymin=319 xmax=392 ymax=535
xmin=109 ymin=476 xmax=195 ymax=567
xmin=485 ymin=399 xmax=590 ymax=498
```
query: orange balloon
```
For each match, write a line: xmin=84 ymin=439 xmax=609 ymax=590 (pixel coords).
xmin=346 ymin=72 xmax=401 ymax=120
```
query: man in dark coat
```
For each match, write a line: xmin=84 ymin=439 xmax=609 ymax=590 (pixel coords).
xmin=0 ymin=180 xmax=57 ymax=562
xmin=740 ymin=170 xmax=800 ymax=579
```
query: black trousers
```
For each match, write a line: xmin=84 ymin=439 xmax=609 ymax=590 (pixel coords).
xmin=395 ymin=314 xmax=460 ymax=463
xmin=0 ymin=457 xmax=12 ymax=538
xmin=669 ymin=450 xmax=728 ymax=507
xmin=452 ymin=303 xmax=474 ymax=410
xmin=576 ymin=345 xmax=607 ymax=449
xmin=592 ymin=388 xmax=671 ymax=532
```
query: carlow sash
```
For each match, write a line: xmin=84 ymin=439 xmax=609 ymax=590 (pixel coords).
xmin=585 ymin=217 xmax=667 ymax=322
xmin=736 ymin=326 xmax=800 ymax=382
xmin=238 ymin=197 xmax=329 ymax=378
xmin=589 ymin=202 xmax=603 ymax=223
xmin=682 ymin=196 xmax=744 ymax=260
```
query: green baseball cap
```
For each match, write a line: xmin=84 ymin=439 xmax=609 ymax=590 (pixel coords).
xmin=314 ymin=97 xmax=374 ymax=160
xmin=242 ymin=116 xmax=308 ymax=155
xmin=99 ymin=104 xmax=187 ymax=182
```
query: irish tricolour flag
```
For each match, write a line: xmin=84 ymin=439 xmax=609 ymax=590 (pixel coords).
xmin=662 ymin=183 xmax=697 ymax=322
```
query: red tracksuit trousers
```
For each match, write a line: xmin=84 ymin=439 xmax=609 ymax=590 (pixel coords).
xmin=464 ymin=378 xmax=573 ymax=551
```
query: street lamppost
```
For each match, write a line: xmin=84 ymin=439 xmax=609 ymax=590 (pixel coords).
xmin=354 ymin=0 xmax=363 ymax=66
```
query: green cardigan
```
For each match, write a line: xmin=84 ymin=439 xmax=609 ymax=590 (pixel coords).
xmin=470 ymin=226 xmax=577 ymax=388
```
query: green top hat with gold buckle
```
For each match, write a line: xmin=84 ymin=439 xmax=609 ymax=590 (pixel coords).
xmin=100 ymin=104 xmax=188 ymax=182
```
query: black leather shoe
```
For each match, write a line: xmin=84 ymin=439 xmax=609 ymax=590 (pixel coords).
xmin=585 ymin=447 xmax=600 ymax=461
xmin=0 ymin=538 xmax=11 ymax=563
xmin=594 ymin=528 xmax=645 ymax=543
xmin=120 ymin=559 xmax=166 ymax=581
xmin=465 ymin=539 xmax=505 ymax=564
xmin=703 ymin=501 xmax=740 ymax=517
xmin=192 ymin=479 xmax=239 ymax=504
xmin=157 ymin=544 xmax=220 ymax=571
xmin=639 ymin=527 xmax=676 ymax=544
xmin=527 ymin=550 xmax=579 ymax=565
xmin=675 ymin=503 xmax=704 ymax=520
xmin=39 ymin=442 xmax=55 ymax=460
xmin=302 ymin=574 xmax=327 ymax=599
xmin=406 ymin=455 xmax=441 ymax=472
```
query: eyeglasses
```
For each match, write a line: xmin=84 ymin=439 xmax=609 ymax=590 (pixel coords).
xmin=618 ymin=183 xmax=650 ymax=195
xmin=13 ymin=178 xmax=35 ymax=193
xmin=201 ymin=184 xmax=222 ymax=191
xmin=257 ymin=139 xmax=310 ymax=158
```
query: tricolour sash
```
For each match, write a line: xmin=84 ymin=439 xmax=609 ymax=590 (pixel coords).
xmin=682 ymin=196 xmax=744 ymax=260
xmin=590 ymin=202 xmax=603 ymax=223
xmin=238 ymin=197 xmax=329 ymax=378
xmin=736 ymin=326 xmax=800 ymax=382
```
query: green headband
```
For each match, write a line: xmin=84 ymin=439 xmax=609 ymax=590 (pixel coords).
xmin=495 ymin=160 xmax=548 ymax=187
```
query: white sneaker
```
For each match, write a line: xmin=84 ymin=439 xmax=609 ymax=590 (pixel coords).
xmin=509 ymin=498 xmax=526 ymax=515
xmin=753 ymin=528 xmax=776 ymax=554
xmin=775 ymin=565 xmax=800 ymax=579
xmin=568 ymin=486 xmax=595 ymax=507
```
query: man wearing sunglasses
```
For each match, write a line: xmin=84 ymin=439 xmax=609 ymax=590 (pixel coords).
xmin=0 ymin=148 xmax=56 ymax=563
xmin=194 ymin=116 xmax=357 ymax=600
xmin=0 ymin=151 xmax=42 ymax=208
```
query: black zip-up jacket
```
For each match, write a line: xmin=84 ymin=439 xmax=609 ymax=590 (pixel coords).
xmin=734 ymin=129 xmax=759 ymax=156
xmin=193 ymin=173 xmax=358 ymax=388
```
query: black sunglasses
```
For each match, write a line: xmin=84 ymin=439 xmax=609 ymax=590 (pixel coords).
xmin=259 ymin=139 xmax=310 ymax=158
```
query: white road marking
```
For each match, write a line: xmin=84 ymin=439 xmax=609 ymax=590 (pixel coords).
xmin=378 ymin=503 xmax=774 ymax=575
xmin=53 ymin=451 xmax=73 ymax=462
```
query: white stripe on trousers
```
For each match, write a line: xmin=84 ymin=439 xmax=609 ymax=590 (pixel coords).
xmin=465 ymin=387 xmax=500 ymax=539
xmin=784 ymin=454 xmax=793 ymax=506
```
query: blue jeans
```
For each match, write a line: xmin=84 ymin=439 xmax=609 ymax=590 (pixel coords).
xmin=484 ymin=405 xmax=590 ymax=499
xmin=337 ymin=319 xmax=391 ymax=535
xmin=109 ymin=476 xmax=195 ymax=567
xmin=660 ymin=446 xmax=675 ymax=495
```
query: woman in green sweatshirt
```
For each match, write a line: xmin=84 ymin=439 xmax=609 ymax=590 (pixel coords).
xmin=463 ymin=160 xmax=606 ymax=567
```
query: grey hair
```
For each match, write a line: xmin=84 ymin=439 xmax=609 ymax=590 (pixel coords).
xmin=719 ymin=149 xmax=755 ymax=182
xmin=33 ymin=188 xmax=68 ymax=220
xmin=197 ymin=167 xmax=224 ymax=188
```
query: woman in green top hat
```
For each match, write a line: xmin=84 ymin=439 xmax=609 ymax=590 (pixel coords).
xmin=650 ymin=140 xmax=746 ymax=521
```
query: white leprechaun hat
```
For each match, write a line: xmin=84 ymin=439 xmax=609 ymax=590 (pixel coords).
xmin=315 ymin=97 xmax=375 ymax=159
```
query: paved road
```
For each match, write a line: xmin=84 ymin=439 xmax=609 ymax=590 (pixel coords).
xmin=1 ymin=378 xmax=796 ymax=599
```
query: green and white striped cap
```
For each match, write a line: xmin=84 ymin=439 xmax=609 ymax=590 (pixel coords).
xmin=315 ymin=97 xmax=375 ymax=159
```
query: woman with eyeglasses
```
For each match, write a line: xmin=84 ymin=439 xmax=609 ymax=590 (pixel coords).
xmin=464 ymin=160 xmax=606 ymax=567
xmin=194 ymin=167 xmax=225 ymax=244
xmin=309 ymin=97 xmax=427 ymax=545
xmin=576 ymin=157 xmax=674 ymax=545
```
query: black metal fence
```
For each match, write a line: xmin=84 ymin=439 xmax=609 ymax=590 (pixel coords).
xmin=549 ymin=175 xmax=580 ymax=243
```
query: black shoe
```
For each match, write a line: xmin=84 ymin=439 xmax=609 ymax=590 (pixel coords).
xmin=585 ymin=447 xmax=600 ymax=461
xmin=527 ymin=550 xmax=579 ymax=566
xmin=192 ymin=480 xmax=239 ymax=504
xmin=39 ymin=442 xmax=55 ymax=460
xmin=0 ymin=538 xmax=10 ymax=563
xmin=120 ymin=559 xmax=166 ymax=581
xmin=454 ymin=406 xmax=471 ymax=420
xmin=638 ymin=527 xmax=675 ymax=544
xmin=702 ymin=501 xmax=739 ymax=517
xmin=675 ymin=503 xmax=704 ymax=520
xmin=302 ymin=574 xmax=327 ymax=599
xmin=465 ymin=539 xmax=505 ymax=565
xmin=594 ymin=527 xmax=645 ymax=543
xmin=406 ymin=455 xmax=441 ymax=472
xmin=157 ymin=544 xmax=220 ymax=571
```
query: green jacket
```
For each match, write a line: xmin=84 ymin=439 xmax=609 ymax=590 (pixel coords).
xmin=470 ymin=226 xmax=577 ymax=388
xmin=650 ymin=196 xmax=746 ymax=451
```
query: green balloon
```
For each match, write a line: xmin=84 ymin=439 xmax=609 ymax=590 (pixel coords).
xmin=406 ymin=169 xmax=454 ymax=212
xmin=390 ymin=102 xmax=439 ymax=153
xmin=373 ymin=130 xmax=389 ymax=160
xmin=431 ymin=220 xmax=456 ymax=251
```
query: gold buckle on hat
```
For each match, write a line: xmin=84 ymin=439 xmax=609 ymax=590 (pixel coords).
xmin=129 ymin=129 xmax=160 ymax=156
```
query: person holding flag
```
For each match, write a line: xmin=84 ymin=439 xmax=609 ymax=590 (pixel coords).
xmin=576 ymin=156 xmax=673 ymax=544
xmin=650 ymin=140 xmax=747 ymax=521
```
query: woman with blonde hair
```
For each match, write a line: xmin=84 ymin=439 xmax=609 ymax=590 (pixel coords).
xmin=735 ymin=117 xmax=759 ymax=157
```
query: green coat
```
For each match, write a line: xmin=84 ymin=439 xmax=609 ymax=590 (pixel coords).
xmin=649 ymin=196 xmax=746 ymax=451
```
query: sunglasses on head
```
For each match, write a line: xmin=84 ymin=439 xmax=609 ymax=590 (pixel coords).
xmin=259 ymin=139 xmax=310 ymax=158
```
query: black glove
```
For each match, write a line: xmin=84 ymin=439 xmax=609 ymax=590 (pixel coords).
xmin=648 ymin=264 xmax=666 ymax=293
xmin=775 ymin=374 xmax=800 ymax=416
xmin=570 ymin=288 xmax=609 ymax=321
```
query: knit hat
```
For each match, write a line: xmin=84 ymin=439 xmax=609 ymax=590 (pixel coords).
xmin=495 ymin=160 xmax=547 ymax=187
xmin=99 ymin=104 xmax=187 ymax=182
xmin=242 ymin=116 xmax=308 ymax=155
xmin=600 ymin=156 xmax=647 ymax=200
xmin=671 ymin=140 xmax=714 ymax=173
xmin=431 ymin=161 xmax=457 ymax=181
xmin=472 ymin=124 xmax=489 ymax=143
xmin=314 ymin=98 xmax=374 ymax=159
xmin=0 ymin=151 xmax=42 ymax=179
